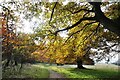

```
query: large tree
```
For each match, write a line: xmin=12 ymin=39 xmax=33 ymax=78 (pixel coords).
xmin=1 ymin=1 xmax=120 ymax=69
xmin=44 ymin=2 xmax=120 ymax=68
xmin=46 ymin=2 xmax=120 ymax=36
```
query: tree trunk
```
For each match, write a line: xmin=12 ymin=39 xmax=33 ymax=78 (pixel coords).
xmin=89 ymin=2 xmax=120 ymax=36
xmin=76 ymin=57 xmax=85 ymax=69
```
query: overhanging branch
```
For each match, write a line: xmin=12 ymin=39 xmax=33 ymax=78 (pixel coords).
xmin=49 ymin=2 xmax=57 ymax=24
xmin=89 ymin=2 xmax=120 ymax=36
xmin=67 ymin=8 xmax=94 ymax=14
xmin=63 ymin=21 xmax=97 ymax=44
xmin=54 ymin=17 xmax=96 ymax=34
xmin=77 ymin=23 xmax=100 ymax=48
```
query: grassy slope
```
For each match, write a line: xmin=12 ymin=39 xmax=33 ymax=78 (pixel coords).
xmin=22 ymin=65 xmax=49 ymax=78
xmin=50 ymin=64 xmax=119 ymax=78
xmin=3 ymin=64 xmax=49 ymax=78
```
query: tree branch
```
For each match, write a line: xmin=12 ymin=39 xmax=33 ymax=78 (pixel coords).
xmin=54 ymin=17 xmax=96 ymax=35
xmin=63 ymin=21 xmax=97 ymax=44
xmin=67 ymin=8 xmax=94 ymax=14
xmin=89 ymin=2 xmax=120 ymax=36
xmin=77 ymin=23 xmax=100 ymax=48
xmin=0 ymin=4 xmax=15 ymax=21
xmin=49 ymin=2 xmax=57 ymax=24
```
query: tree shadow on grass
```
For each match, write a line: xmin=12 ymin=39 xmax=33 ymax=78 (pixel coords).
xmin=67 ymin=68 xmax=119 ymax=79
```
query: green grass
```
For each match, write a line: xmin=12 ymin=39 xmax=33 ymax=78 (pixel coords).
xmin=3 ymin=63 xmax=120 ymax=79
xmin=50 ymin=66 xmax=119 ymax=78
xmin=2 ymin=64 xmax=49 ymax=78
xmin=22 ymin=65 xmax=49 ymax=78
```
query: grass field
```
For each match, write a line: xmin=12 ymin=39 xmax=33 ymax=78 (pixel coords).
xmin=2 ymin=64 xmax=49 ymax=78
xmin=50 ymin=64 xmax=120 ymax=78
xmin=2 ymin=63 xmax=120 ymax=79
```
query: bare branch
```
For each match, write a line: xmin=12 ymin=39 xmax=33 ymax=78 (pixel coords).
xmin=49 ymin=2 xmax=57 ymax=24
xmin=55 ymin=17 xmax=96 ymax=35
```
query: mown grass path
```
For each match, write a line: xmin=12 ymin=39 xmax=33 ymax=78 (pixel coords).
xmin=24 ymin=63 xmax=120 ymax=78
xmin=29 ymin=63 xmax=65 ymax=78
xmin=2 ymin=63 xmax=120 ymax=79
xmin=48 ymin=69 xmax=64 ymax=78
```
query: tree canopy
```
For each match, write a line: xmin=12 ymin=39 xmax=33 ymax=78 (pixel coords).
xmin=1 ymin=1 xmax=120 ymax=69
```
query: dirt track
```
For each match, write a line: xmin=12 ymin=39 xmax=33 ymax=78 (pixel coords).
xmin=49 ymin=70 xmax=64 ymax=78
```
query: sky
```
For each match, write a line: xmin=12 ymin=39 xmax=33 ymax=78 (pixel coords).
xmin=16 ymin=17 xmax=39 ymax=33
xmin=97 ymin=53 xmax=118 ymax=63
xmin=16 ymin=1 xmax=69 ymax=34
xmin=91 ymin=44 xmax=119 ymax=64
xmin=0 ymin=0 xmax=111 ymax=34
xmin=0 ymin=0 xmax=70 ymax=39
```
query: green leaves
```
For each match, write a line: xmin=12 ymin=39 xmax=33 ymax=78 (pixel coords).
xmin=2 ymin=1 xmax=120 ymax=65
